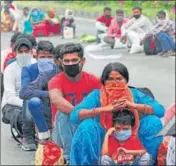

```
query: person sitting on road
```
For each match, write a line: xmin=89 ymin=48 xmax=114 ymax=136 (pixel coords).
xmin=104 ymin=9 xmax=129 ymax=49
xmin=3 ymin=33 xmax=37 ymax=70
xmin=45 ymin=8 xmax=61 ymax=24
xmin=60 ymin=9 xmax=76 ymax=38
xmin=141 ymin=10 xmax=175 ymax=57
xmin=1 ymin=9 xmax=14 ymax=32
xmin=121 ymin=6 xmax=152 ymax=54
xmin=1 ymin=38 xmax=34 ymax=143
xmin=19 ymin=44 xmax=62 ymax=147
xmin=18 ymin=7 xmax=33 ymax=35
xmin=4 ymin=0 xmax=21 ymax=32
xmin=70 ymin=62 xmax=165 ymax=165
xmin=29 ymin=8 xmax=45 ymax=25
xmin=100 ymin=110 xmax=152 ymax=165
xmin=1 ymin=32 xmax=22 ymax=73
xmin=19 ymin=40 xmax=55 ymax=151
xmin=48 ymin=43 xmax=101 ymax=164
xmin=96 ymin=7 xmax=113 ymax=44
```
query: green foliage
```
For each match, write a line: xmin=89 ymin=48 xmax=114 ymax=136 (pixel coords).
xmin=15 ymin=1 xmax=175 ymax=19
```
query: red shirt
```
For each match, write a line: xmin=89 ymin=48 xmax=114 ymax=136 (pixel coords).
xmin=108 ymin=136 xmax=145 ymax=164
xmin=3 ymin=52 xmax=16 ymax=71
xmin=48 ymin=71 xmax=101 ymax=123
xmin=97 ymin=15 xmax=113 ymax=27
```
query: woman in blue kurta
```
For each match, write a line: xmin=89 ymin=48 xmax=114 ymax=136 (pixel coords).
xmin=70 ymin=62 xmax=165 ymax=165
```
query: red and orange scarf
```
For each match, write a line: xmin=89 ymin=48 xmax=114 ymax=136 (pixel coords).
xmin=100 ymin=81 xmax=139 ymax=135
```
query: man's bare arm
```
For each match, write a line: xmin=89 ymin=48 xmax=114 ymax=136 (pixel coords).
xmin=49 ymin=89 xmax=74 ymax=114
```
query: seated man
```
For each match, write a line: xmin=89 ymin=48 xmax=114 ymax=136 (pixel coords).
xmin=104 ymin=9 xmax=129 ymax=49
xmin=60 ymin=9 xmax=76 ymax=38
xmin=121 ymin=6 xmax=152 ymax=54
xmin=19 ymin=40 xmax=55 ymax=151
xmin=1 ymin=32 xmax=22 ymax=73
xmin=1 ymin=38 xmax=34 ymax=142
xmin=48 ymin=43 xmax=101 ymax=164
xmin=3 ymin=33 xmax=37 ymax=71
xmin=141 ymin=10 xmax=175 ymax=57
xmin=96 ymin=7 xmax=113 ymax=44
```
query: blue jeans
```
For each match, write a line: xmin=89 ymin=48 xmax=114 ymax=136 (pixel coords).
xmin=52 ymin=112 xmax=78 ymax=162
xmin=158 ymin=32 xmax=175 ymax=52
xmin=99 ymin=153 xmax=153 ymax=166
xmin=22 ymin=101 xmax=35 ymax=138
xmin=27 ymin=97 xmax=52 ymax=139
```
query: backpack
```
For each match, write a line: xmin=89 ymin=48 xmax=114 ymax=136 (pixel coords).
xmin=129 ymin=86 xmax=155 ymax=99
xmin=144 ymin=35 xmax=162 ymax=55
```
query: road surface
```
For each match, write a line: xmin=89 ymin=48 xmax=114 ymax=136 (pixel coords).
xmin=1 ymin=17 xmax=175 ymax=165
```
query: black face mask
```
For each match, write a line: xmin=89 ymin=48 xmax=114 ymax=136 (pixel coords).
xmin=105 ymin=15 xmax=111 ymax=18
xmin=133 ymin=14 xmax=141 ymax=19
xmin=63 ymin=62 xmax=81 ymax=77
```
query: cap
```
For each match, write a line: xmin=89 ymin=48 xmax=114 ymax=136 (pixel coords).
xmin=14 ymin=38 xmax=32 ymax=51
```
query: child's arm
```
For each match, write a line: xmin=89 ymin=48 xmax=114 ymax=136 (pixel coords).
xmin=118 ymin=147 xmax=146 ymax=156
xmin=101 ymin=128 xmax=115 ymax=155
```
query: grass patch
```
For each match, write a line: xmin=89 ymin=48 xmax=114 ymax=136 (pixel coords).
xmin=13 ymin=1 xmax=175 ymax=19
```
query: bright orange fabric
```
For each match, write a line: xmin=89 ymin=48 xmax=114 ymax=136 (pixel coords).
xmin=100 ymin=81 xmax=139 ymax=135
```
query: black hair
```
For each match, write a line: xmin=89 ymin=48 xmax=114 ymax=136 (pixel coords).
xmin=112 ymin=109 xmax=135 ymax=127
xmin=16 ymin=34 xmax=37 ymax=48
xmin=157 ymin=10 xmax=166 ymax=17
xmin=101 ymin=62 xmax=129 ymax=85
xmin=36 ymin=40 xmax=54 ymax=55
xmin=10 ymin=32 xmax=22 ymax=44
xmin=104 ymin=7 xmax=111 ymax=12
xmin=133 ymin=6 xmax=142 ymax=12
xmin=53 ymin=44 xmax=65 ymax=59
xmin=4 ymin=9 xmax=10 ymax=13
xmin=23 ymin=7 xmax=29 ymax=11
xmin=17 ymin=44 xmax=30 ymax=52
xmin=116 ymin=9 xmax=124 ymax=15
xmin=59 ymin=43 xmax=84 ymax=59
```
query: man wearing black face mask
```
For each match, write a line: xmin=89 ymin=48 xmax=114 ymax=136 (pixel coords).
xmin=104 ymin=9 xmax=129 ymax=49
xmin=96 ymin=7 xmax=113 ymax=43
xmin=48 ymin=43 xmax=101 ymax=164
xmin=121 ymin=7 xmax=152 ymax=54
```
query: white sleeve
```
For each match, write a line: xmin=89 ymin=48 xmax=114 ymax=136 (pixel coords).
xmin=95 ymin=21 xmax=108 ymax=32
xmin=3 ymin=66 xmax=23 ymax=107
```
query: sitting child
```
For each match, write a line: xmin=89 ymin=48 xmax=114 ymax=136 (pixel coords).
xmin=100 ymin=109 xmax=152 ymax=165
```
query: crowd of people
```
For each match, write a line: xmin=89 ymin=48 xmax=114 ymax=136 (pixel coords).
xmin=95 ymin=6 xmax=175 ymax=56
xmin=1 ymin=29 xmax=175 ymax=165
xmin=1 ymin=1 xmax=176 ymax=166
xmin=1 ymin=1 xmax=76 ymax=38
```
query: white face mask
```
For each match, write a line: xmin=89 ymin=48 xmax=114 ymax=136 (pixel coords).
xmin=16 ymin=53 xmax=32 ymax=67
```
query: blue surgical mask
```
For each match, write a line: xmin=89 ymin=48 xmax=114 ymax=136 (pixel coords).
xmin=38 ymin=58 xmax=54 ymax=73
xmin=114 ymin=129 xmax=132 ymax=141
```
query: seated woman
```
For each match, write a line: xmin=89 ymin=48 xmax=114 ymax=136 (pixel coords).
xmin=60 ymin=9 xmax=76 ymax=37
xmin=1 ymin=9 xmax=14 ymax=32
xmin=70 ymin=62 xmax=165 ymax=165
xmin=45 ymin=9 xmax=60 ymax=24
xmin=29 ymin=8 xmax=45 ymax=25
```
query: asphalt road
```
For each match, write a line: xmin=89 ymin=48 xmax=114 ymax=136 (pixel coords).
xmin=1 ymin=17 xmax=175 ymax=165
